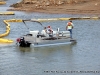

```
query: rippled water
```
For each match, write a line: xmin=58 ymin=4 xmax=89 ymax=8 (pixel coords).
xmin=0 ymin=0 xmax=100 ymax=75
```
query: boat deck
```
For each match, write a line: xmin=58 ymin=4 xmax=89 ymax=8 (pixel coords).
xmin=22 ymin=35 xmax=76 ymax=47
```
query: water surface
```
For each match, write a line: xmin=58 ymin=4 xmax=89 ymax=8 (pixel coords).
xmin=0 ymin=0 xmax=100 ymax=75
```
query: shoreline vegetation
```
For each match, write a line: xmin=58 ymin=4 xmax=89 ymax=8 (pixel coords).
xmin=8 ymin=0 xmax=100 ymax=15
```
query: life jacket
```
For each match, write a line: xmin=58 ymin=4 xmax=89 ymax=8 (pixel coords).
xmin=67 ymin=22 xmax=73 ymax=29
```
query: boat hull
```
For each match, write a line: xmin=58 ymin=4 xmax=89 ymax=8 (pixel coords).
xmin=33 ymin=38 xmax=76 ymax=47
xmin=16 ymin=30 xmax=76 ymax=47
xmin=16 ymin=36 xmax=76 ymax=47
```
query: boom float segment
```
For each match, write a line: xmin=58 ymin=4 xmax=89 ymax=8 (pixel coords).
xmin=0 ymin=1 xmax=6 ymax=5
xmin=32 ymin=17 xmax=100 ymax=22
xmin=5 ymin=19 xmax=22 ymax=22
xmin=0 ymin=12 xmax=15 ymax=15
xmin=31 ymin=18 xmax=59 ymax=22
xmin=0 ymin=38 xmax=13 ymax=43
xmin=0 ymin=20 xmax=10 ymax=38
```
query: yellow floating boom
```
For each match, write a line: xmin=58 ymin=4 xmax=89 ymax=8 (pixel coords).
xmin=0 ymin=1 xmax=6 ymax=5
xmin=0 ymin=19 xmax=22 ymax=43
xmin=5 ymin=19 xmax=22 ymax=22
xmin=0 ymin=38 xmax=13 ymax=43
xmin=0 ymin=12 xmax=15 ymax=15
xmin=32 ymin=17 xmax=100 ymax=22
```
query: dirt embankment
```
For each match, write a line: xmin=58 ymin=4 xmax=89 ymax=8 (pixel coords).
xmin=8 ymin=0 xmax=100 ymax=15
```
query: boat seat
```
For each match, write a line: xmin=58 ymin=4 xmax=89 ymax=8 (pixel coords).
xmin=37 ymin=34 xmax=46 ymax=38
xmin=30 ymin=30 xmax=39 ymax=37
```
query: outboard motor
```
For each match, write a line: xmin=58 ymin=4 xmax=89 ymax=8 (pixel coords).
xmin=16 ymin=37 xmax=31 ymax=47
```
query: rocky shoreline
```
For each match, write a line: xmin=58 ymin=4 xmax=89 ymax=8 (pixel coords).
xmin=8 ymin=0 xmax=100 ymax=15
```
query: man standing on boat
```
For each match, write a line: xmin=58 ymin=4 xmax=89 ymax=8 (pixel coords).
xmin=66 ymin=20 xmax=74 ymax=39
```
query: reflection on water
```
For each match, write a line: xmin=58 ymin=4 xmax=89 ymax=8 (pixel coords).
xmin=18 ymin=44 xmax=74 ymax=55
xmin=18 ymin=47 xmax=32 ymax=52
xmin=0 ymin=44 xmax=76 ymax=75
xmin=34 ymin=44 xmax=74 ymax=53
